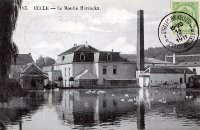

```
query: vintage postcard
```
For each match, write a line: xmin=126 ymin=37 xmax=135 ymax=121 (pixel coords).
xmin=0 ymin=0 xmax=200 ymax=130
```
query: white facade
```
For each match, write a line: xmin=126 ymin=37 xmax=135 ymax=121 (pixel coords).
xmin=54 ymin=62 xmax=136 ymax=87
xmin=149 ymin=73 xmax=194 ymax=86
xmin=47 ymin=70 xmax=61 ymax=81
xmin=54 ymin=64 xmax=73 ymax=87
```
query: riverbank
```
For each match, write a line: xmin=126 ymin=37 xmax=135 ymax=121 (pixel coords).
xmin=0 ymin=79 xmax=27 ymax=102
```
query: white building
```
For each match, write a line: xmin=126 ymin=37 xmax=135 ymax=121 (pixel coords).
xmin=165 ymin=54 xmax=200 ymax=75
xmin=144 ymin=66 xmax=196 ymax=86
xmin=176 ymin=62 xmax=200 ymax=75
xmin=54 ymin=44 xmax=137 ymax=87
xmin=43 ymin=66 xmax=62 ymax=82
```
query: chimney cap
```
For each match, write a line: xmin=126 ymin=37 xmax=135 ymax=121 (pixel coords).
xmin=85 ymin=41 xmax=89 ymax=47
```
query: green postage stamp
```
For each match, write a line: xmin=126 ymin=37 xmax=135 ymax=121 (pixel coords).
xmin=171 ymin=0 xmax=199 ymax=33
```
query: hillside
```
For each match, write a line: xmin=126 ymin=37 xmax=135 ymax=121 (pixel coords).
xmin=144 ymin=40 xmax=200 ymax=62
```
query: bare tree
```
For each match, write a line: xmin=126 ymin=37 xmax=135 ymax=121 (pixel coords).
xmin=0 ymin=0 xmax=22 ymax=88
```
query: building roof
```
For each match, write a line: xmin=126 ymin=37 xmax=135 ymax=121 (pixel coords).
xmin=58 ymin=44 xmax=99 ymax=56
xmin=74 ymin=70 xmax=97 ymax=80
xmin=21 ymin=62 xmax=46 ymax=74
xmin=98 ymin=51 xmax=127 ymax=62
xmin=20 ymin=62 xmax=48 ymax=79
xmin=145 ymin=66 xmax=195 ymax=74
xmin=12 ymin=53 xmax=34 ymax=65
xmin=120 ymin=54 xmax=137 ymax=62
xmin=120 ymin=54 xmax=171 ymax=64
xmin=166 ymin=54 xmax=200 ymax=63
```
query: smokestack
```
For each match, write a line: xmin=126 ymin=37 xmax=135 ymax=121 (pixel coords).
xmin=137 ymin=10 xmax=144 ymax=71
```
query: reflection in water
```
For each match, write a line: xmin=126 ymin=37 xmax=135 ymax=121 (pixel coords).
xmin=137 ymin=88 xmax=145 ymax=130
xmin=0 ymin=88 xmax=200 ymax=130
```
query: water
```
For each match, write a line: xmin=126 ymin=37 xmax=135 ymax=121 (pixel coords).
xmin=0 ymin=88 xmax=200 ymax=130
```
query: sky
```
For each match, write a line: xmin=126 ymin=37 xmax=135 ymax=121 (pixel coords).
xmin=13 ymin=0 xmax=171 ymax=60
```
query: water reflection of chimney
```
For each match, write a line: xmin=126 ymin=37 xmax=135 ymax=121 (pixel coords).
xmin=137 ymin=88 xmax=145 ymax=130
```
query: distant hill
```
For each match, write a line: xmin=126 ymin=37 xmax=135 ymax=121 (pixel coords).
xmin=144 ymin=40 xmax=200 ymax=62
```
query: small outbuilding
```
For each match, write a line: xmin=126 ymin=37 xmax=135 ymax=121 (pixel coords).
xmin=19 ymin=62 xmax=48 ymax=89
xmin=144 ymin=66 xmax=196 ymax=87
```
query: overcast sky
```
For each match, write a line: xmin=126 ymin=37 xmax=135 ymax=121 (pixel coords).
xmin=13 ymin=0 xmax=171 ymax=60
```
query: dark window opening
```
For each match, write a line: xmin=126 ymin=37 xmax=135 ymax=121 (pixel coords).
xmin=113 ymin=68 xmax=117 ymax=75
xmin=107 ymin=54 xmax=112 ymax=61
xmin=180 ymin=78 xmax=183 ymax=84
xmin=193 ymin=68 xmax=196 ymax=73
xmin=62 ymin=56 xmax=65 ymax=61
xmin=103 ymin=66 xmax=107 ymax=74
xmin=80 ymin=53 xmax=85 ymax=61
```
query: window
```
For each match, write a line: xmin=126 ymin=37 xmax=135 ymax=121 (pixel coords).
xmin=65 ymin=80 xmax=67 ymax=87
xmin=107 ymin=53 xmax=112 ymax=61
xmin=180 ymin=78 xmax=183 ymax=84
xmin=103 ymin=66 xmax=107 ymax=74
xmin=68 ymin=68 xmax=71 ymax=77
xmin=62 ymin=56 xmax=65 ymax=62
xmin=80 ymin=53 xmax=85 ymax=61
xmin=193 ymin=68 xmax=196 ymax=73
xmin=65 ymin=68 xmax=67 ymax=77
xmin=113 ymin=66 xmax=117 ymax=75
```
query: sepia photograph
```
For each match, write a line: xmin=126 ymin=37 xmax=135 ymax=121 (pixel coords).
xmin=0 ymin=0 xmax=200 ymax=130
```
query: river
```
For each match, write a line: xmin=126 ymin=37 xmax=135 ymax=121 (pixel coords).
xmin=0 ymin=88 xmax=200 ymax=130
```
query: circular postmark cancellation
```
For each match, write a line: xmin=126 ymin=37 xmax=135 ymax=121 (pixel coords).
xmin=158 ymin=12 xmax=199 ymax=53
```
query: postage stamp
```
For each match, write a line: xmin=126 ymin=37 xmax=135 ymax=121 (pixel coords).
xmin=158 ymin=12 xmax=199 ymax=53
xmin=171 ymin=0 xmax=199 ymax=34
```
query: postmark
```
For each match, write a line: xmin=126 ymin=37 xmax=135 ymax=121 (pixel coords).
xmin=158 ymin=12 xmax=199 ymax=53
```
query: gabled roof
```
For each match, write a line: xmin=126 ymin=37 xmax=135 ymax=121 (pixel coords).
xmin=74 ymin=70 xmax=97 ymax=80
xmin=58 ymin=44 xmax=99 ymax=56
xmin=145 ymin=66 xmax=195 ymax=74
xmin=21 ymin=62 xmax=46 ymax=74
xmin=20 ymin=62 xmax=48 ymax=79
xmin=12 ymin=54 xmax=34 ymax=65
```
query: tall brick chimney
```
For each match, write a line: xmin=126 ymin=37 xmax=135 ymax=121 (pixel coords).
xmin=137 ymin=10 xmax=144 ymax=71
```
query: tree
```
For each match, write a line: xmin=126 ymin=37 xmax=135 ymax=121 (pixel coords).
xmin=0 ymin=0 xmax=22 ymax=87
xmin=36 ymin=56 xmax=56 ymax=68
xmin=58 ymin=76 xmax=63 ymax=87
xmin=36 ymin=56 xmax=45 ymax=69
xmin=44 ymin=57 xmax=55 ymax=66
